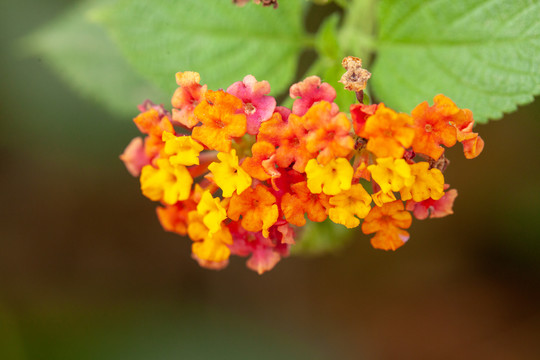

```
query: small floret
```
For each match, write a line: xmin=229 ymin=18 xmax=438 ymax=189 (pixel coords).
xmin=227 ymin=75 xmax=276 ymax=135
xmin=362 ymin=201 xmax=412 ymax=251
xmin=208 ymin=149 xmax=252 ymax=197
xmin=192 ymin=90 xmax=247 ymax=152
xmin=305 ymin=158 xmax=353 ymax=195
xmin=328 ymin=184 xmax=372 ymax=228
xmin=361 ymin=104 xmax=415 ymax=159
xmin=162 ymin=132 xmax=204 ymax=166
xmin=227 ymin=185 xmax=279 ymax=237
xmin=140 ymin=159 xmax=193 ymax=205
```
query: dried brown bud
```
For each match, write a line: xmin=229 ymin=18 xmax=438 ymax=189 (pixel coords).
xmin=429 ymin=154 xmax=450 ymax=172
xmin=339 ymin=56 xmax=371 ymax=92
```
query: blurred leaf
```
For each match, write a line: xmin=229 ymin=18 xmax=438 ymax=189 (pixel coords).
xmin=293 ymin=219 xmax=353 ymax=255
xmin=97 ymin=0 xmax=309 ymax=96
xmin=0 ymin=304 xmax=24 ymax=360
xmin=23 ymin=0 xmax=167 ymax=117
xmin=19 ymin=305 xmax=327 ymax=360
xmin=372 ymin=0 xmax=540 ymax=123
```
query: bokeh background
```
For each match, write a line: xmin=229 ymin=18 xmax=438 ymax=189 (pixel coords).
xmin=2 ymin=1 xmax=540 ymax=359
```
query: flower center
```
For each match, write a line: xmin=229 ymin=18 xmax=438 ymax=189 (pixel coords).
xmin=424 ymin=124 xmax=433 ymax=133
xmin=244 ymin=103 xmax=256 ymax=115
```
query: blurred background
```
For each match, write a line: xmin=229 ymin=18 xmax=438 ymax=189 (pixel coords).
xmin=1 ymin=1 xmax=540 ymax=359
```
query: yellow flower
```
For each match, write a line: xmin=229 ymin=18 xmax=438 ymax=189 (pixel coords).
xmin=371 ymin=190 xmax=397 ymax=207
xmin=305 ymin=158 xmax=353 ymax=195
xmin=140 ymin=159 xmax=193 ymax=205
xmin=196 ymin=190 xmax=227 ymax=235
xmin=208 ymin=149 xmax=252 ymax=197
xmin=162 ymin=131 xmax=204 ymax=166
xmin=400 ymin=162 xmax=445 ymax=202
xmin=187 ymin=211 xmax=232 ymax=264
xmin=368 ymin=157 xmax=414 ymax=194
xmin=329 ymin=184 xmax=372 ymax=228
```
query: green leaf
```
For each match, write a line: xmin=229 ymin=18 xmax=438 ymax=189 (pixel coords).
xmin=372 ymin=0 xmax=540 ymax=123
xmin=23 ymin=0 xmax=167 ymax=117
xmin=96 ymin=0 xmax=310 ymax=97
xmin=292 ymin=219 xmax=353 ymax=255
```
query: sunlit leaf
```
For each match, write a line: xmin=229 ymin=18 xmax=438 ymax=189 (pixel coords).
xmin=372 ymin=0 xmax=540 ymax=122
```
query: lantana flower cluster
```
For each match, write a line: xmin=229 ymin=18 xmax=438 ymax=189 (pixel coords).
xmin=121 ymin=68 xmax=484 ymax=274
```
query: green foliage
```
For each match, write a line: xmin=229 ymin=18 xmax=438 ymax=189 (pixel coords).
xmin=293 ymin=219 xmax=353 ymax=255
xmin=372 ymin=0 xmax=540 ymax=123
xmin=96 ymin=0 xmax=309 ymax=97
xmin=24 ymin=0 xmax=167 ymax=117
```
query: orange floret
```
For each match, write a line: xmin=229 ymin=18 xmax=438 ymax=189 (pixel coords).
xmin=241 ymin=141 xmax=280 ymax=181
xmin=281 ymin=181 xmax=330 ymax=226
xmin=171 ymin=71 xmax=207 ymax=128
xmin=361 ymin=104 xmax=415 ymax=159
xmin=258 ymin=111 xmax=315 ymax=173
xmin=361 ymin=200 xmax=412 ymax=251
xmin=192 ymin=90 xmax=247 ymax=152
xmin=303 ymin=101 xmax=355 ymax=164
xmin=227 ymin=184 xmax=279 ymax=237
xmin=411 ymin=95 xmax=465 ymax=160
xmin=156 ymin=184 xmax=204 ymax=235
xmin=134 ymin=109 xmax=174 ymax=138
xmin=439 ymin=95 xmax=484 ymax=159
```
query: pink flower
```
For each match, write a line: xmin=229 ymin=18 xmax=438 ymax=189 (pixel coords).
xmin=227 ymin=222 xmax=290 ymax=275
xmin=406 ymin=187 xmax=458 ymax=220
xmin=289 ymin=76 xmax=336 ymax=116
xmin=227 ymin=75 xmax=276 ymax=135
xmin=119 ymin=137 xmax=150 ymax=177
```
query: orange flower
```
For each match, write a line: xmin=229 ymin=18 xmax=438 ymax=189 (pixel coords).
xmin=171 ymin=71 xmax=207 ymax=128
xmin=227 ymin=184 xmax=279 ymax=237
xmin=410 ymin=95 xmax=465 ymax=160
xmin=155 ymin=184 xmax=204 ymax=236
xmin=134 ymin=109 xmax=174 ymax=138
xmin=303 ymin=101 xmax=355 ymax=164
xmin=241 ymin=141 xmax=280 ymax=181
xmin=361 ymin=104 xmax=415 ymax=159
xmin=156 ymin=203 xmax=193 ymax=236
xmin=192 ymin=90 xmax=247 ymax=152
xmin=361 ymin=201 xmax=412 ymax=251
xmin=442 ymin=97 xmax=484 ymax=159
xmin=350 ymin=103 xmax=378 ymax=136
xmin=132 ymin=109 xmax=175 ymax=161
xmin=281 ymin=181 xmax=330 ymax=226
xmin=258 ymin=111 xmax=315 ymax=172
